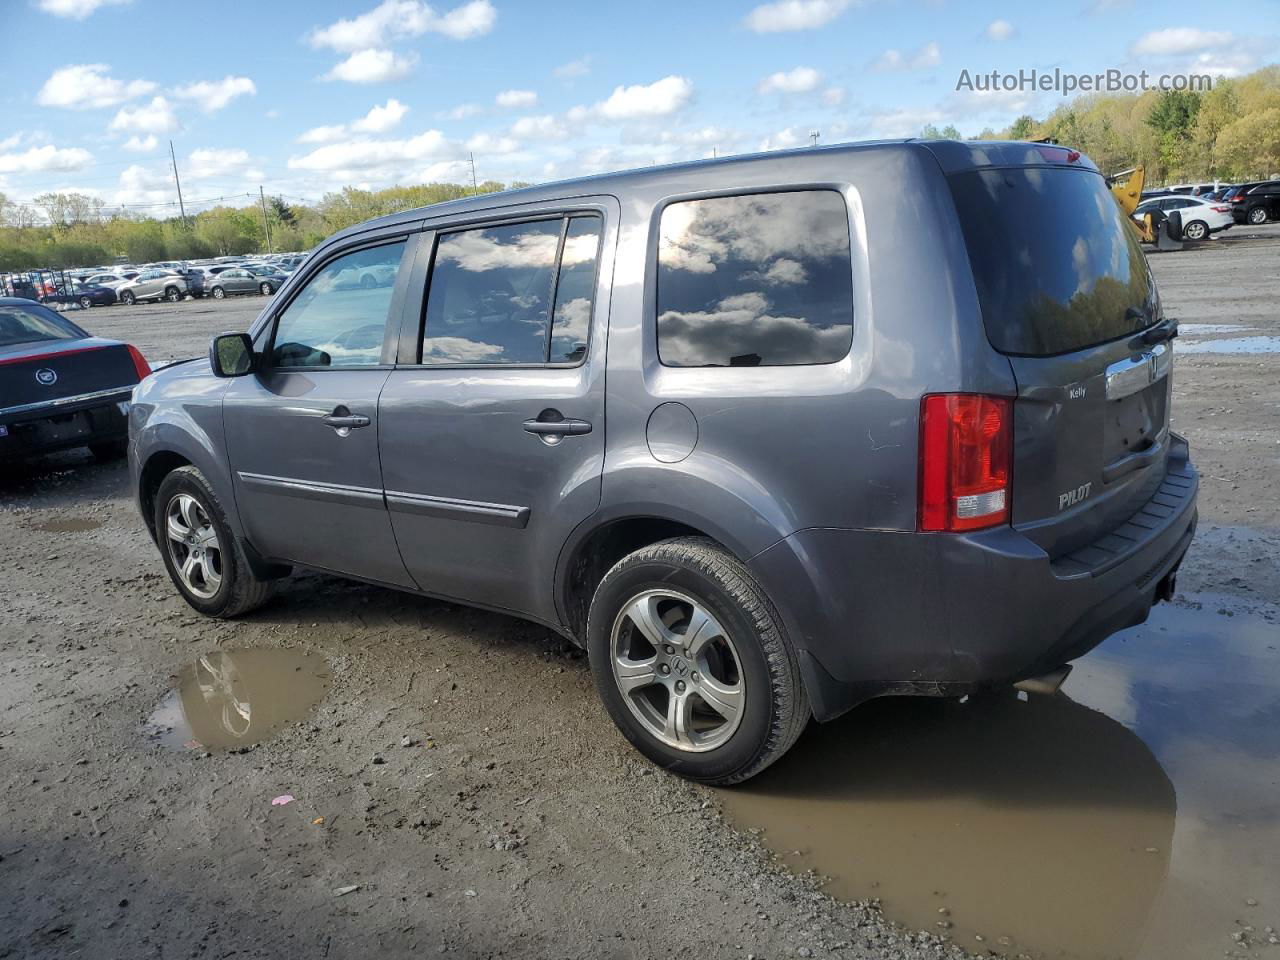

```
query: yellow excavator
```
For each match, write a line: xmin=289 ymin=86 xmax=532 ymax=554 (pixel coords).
xmin=1106 ymin=165 xmax=1183 ymax=249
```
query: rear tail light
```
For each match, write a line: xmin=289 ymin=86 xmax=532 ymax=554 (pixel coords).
xmin=918 ymin=394 xmax=1012 ymax=532
xmin=1212 ymin=205 xmax=1230 ymax=213
xmin=126 ymin=344 xmax=151 ymax=380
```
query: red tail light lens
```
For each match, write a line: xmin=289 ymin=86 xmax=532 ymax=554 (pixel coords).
xmin=1212 ymin=205 xmax=1231 ymax=213
xmin=919 ymin=394 xmax=1012 ymax=532
xmin=126 ymin=344 xmax=151 ymax=381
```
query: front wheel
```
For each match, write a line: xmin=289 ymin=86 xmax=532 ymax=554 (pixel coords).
xmin=164 ymin=286 xmax=182 ymax=302
xmin=154 ymin=465 xmax=276 ymax=618
xmin=259 ymin=282 xmax=272 ymax=295
xmin=1248 ymin=206 xmax=1268 ymax=225
xmin=1183 ymin=219 xmax=1208 ymax=241
xmin=587 ymin=537 xmax=809 ymax=785
xmin=78 ymin=295 xmax=93 ymax=309
xmin=120 ymin=290 xmax=136 ymax=305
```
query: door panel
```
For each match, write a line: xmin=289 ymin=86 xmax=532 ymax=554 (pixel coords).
xmin=224 ymin=368 xmax=413 ymax=586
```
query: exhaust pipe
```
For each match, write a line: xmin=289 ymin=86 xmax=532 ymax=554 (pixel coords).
xmin=1014 ymin=664 xmax=1072 ymax=696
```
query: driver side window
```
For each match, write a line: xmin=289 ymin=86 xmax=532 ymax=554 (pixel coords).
xmin=271 ymin=240 xmax=406 ymax=368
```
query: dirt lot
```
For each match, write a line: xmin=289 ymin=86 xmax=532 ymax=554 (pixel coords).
xmin=2 ymin=226 xmax=1278 ymax=960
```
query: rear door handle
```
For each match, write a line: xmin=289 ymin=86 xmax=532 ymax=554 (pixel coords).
xmin=323 ymin=414 xmax=371 ymax=428
xmin=523 ymin=415 xmax=592 ymax=437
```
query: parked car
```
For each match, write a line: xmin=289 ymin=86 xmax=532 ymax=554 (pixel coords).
xmin=0 ymin=297 xmax=149 ymax=461
xmin=1133 ymin=195 xmax=1233 ymax=240
xmin=41 ymin=281 xmax=119 ymax=308
xmin=207 ymin=267 xmax=283 ymax=298
xmin=1227 ymin=180 xmax=1280 ymax=225
xmin=83 ymin=272 xmax=140 ymax=289
xmin=116 ymin=270 xmax=190 ymax=305
xmin=130 ymin=140 xmax=1198 ymax=785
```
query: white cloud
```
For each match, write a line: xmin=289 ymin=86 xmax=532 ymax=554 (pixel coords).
xmin=868 ymin=106 xmax=944 ymax=137
xmin=122 ymin=134 xmax=158 ymax=152
xmin=510 ymin=114 xmax=567 ymax=140
xmin=871 ymin=41 xmax=941 ymax=72
xmin=352 ymin=98 xmax=410 ymax=132
xmin=496 ymin=89 xmax=538 ymax=108
xmin=37 ymin=64 xmax=156 ymax=109
xmin=298 ymin=124 xmax=348 ymax=144
xmin=592 ymin=76 xmax=693 ymax=120
xmin=758 ymin=66 xmax=822 ymax=95
xmin=308 ymin=0 xmax=495 ymax=51
xmin=553 ymin=57 xmax=591 ymax=78
xmin=744 ymin=0 xmax=849 ymax=33
xmin=185 ymin=148 xmax=262 ymax=181
xmin=759 ymin=127 xmax=803 ymax=151
xmin=114 ymin=164 xmax=174 ymax=205
xmin=466 ymin=132 xmax=520 ymax=154
xmin=986 ymin=19 xmax=1014 ymax=40
xmin=1130 ymin=27 xmax=1232 ymax=57
xmin=36 ymin=0 xmax=130 ymax=18
xmin=442 ymin=103 xmax=482 ymax=120
xmin=172 ymin=76 xmax=256 ymax=113
xmin=0 ymin=144 xmax=95 ymax=174
xmin=288 ymin=130 xmax=454 ymax=175
xmin=823 ymin=86 xmax=846 ymax=106
xmin=108 ymin=96 xmax=179 ymax=134
xmin=324 ymin=48 xmax=418 ymax=84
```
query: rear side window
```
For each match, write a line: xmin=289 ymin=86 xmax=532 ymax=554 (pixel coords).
xmin=656 ymin=190 xmax=853 ymax=367
xmin=421 ymin=215 xmax=602 ymax=365
xmin=0 ymin=303 xmax=82 ymax=347
xmin=949 ymin=168 xmax=1157 ymax=356
xmin=271 ymin=240 xmax=406 ymax=368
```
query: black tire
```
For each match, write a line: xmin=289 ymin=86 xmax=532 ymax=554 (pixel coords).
xmin=120 ymin=290 xmax=136 ymax=305
xmin=164 ymin=286 xmax=182 ymax=302
xmin=587 ymin=536 xmax=809 ymax=785
xmin=1247 ymin=206 xmax=1267 ymax=225
xmin=153 ymin=465 xmax=276 ymax=618
xmin=89 ymin=439 xmax=127 ymax=461
xmin=1183 ymin=219 xmax=1208 ymax=241
xmin=259 ymin=282 xmax=272 ymax=295
xmin=211 ymin=286 xmax=226 ymax=299
xmin=78 ymin=295 xmax=93 ymax=309
xmin=360 ymin=273 xmax=376 ymax=289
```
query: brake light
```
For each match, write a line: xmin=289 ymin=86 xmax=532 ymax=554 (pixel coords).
xmin=918 ymin=394 xmax=1012 ymax=532
xmin=126 ymin=344 xmax=151 ymax=380
xmin=1212 ymin=205 xmax=1231 ymax=213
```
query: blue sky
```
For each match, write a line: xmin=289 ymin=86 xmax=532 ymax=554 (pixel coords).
xmin=2 ymin=0 xmax=1276 ymax=216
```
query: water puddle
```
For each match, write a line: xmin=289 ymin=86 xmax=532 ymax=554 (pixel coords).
xmin=1176 ymin=336 xmax=1280 ymax=354
xmin=1177 ymin=323 xmax=1253 ymax=336
xmin=720 ymin=597 xmax=1280 ymax=959
xmin=30 ymin=517 xmax=103 ymax=533
xmin=142 ymin=649 xmax=330 ymax=751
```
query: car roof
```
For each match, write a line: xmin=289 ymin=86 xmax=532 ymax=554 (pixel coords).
xmin=325 ymin=138 xmax=1100 ymax=244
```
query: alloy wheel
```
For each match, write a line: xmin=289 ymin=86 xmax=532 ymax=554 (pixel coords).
xmin=610 ymin=588 xmax=745 ymax=753
xmin=1248 ymin=207 xmax=1267 ymax=224
xmin=1184 ymin=220 xmax=1207 ymax=240
xmin=165 ymin=493 xmax=223 ymax=600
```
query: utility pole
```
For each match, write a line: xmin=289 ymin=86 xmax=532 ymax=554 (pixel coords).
xmin=810 ymin=130 xmax=820 ymax=146
xmin=468 ymin=152 xmax=478 ymax=195
xmin=258 ymin=186 xmax=273 ymax=254
xmin=169 ymin=139 xmax=188 ymax=227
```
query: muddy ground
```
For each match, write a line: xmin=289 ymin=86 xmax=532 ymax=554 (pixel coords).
xmin=2 ymin=225 xmax=1278 ymax=960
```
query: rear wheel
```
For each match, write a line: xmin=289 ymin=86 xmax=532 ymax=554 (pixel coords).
xmin=1248 ymin=206 xmax=1268 ymax=225
xmin=587 ymin=536 xmax=809 ymax=785
xmin=78 ymin=295 xmax=93 ymax=309
xmin=359 ymin=273 xmax=376 ymax=289
xmin=154 ymin=465 xmax=276 ymax=618
xmin=164 ymin=286 xmax=182 ymax=302
xmin=1183 ymin=219 xmax=1208 ymax=241
xmin=259 ymin=282 xmax=272 ymax=295
xmin=211 ymin=286 xmax=226 ymax=299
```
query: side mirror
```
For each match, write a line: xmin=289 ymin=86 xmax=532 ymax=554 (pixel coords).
xmin=210 ymin=332 xmax=256 ymax=378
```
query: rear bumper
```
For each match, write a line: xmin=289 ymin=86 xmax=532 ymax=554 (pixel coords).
xmin=749 ymin=434 xmax=1198 ymax=722
xmin=0 ymin=388 xmax=132 ymax=459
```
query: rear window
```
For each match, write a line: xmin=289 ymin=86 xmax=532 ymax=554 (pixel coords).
xmin=0 ymin=303 xmax=82 ymax=347
xmin=949 ymin=167 xmax=1157 ymax=356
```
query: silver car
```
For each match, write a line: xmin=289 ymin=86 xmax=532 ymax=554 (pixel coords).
xmin=207 ymin=268 xmax=282 ymax=299
xmin=116 ymin=270 xmax=189 ymax=305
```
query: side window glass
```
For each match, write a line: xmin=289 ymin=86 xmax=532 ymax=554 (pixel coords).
xmin=549 ymin=216 xmax=601 ymax=363
xmin=656 ymin=191 xmax=854 ymax=367
xmin=271 ymin=241 xmax=406 ymax=368
xmin=421 ymin=218 xmax=561 ymax=364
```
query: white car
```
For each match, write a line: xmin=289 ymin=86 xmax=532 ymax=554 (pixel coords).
xmin=81 ymin=272 xmax=140 ymax=290
xmin=1134 ymin=195 xmax=1233 ymax=241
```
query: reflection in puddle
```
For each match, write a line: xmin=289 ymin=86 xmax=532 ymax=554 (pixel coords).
xmin=720 ymin=597 xmax=1280 ymax=958
xmin=1177 ymin=336 xmax=1280 ymax=354
xmin=30 ymin=517 xmax=103 ymax=533
xmin=1177 ymin=323 xmax=1252 ymax=336
xmin=142 ymin=649 xmax=329 ymax=751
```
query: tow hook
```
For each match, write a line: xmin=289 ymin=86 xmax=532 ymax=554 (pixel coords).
xmin=1155 ymin=570 xmax=1178 ymax=604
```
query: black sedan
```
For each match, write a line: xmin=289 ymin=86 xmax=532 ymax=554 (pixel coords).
xmin=41 ymin=282 xmax=118 ymax=309
xmin=0 ymin=298 xmax=150 ymax=462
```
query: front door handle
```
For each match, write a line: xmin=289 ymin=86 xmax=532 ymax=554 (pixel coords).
xmin=322 ymin=406 xmax=371 ymax=435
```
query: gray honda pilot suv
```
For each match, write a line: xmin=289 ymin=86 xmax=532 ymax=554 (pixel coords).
xmin=130 ymin=140 xmax=1197 ymax=784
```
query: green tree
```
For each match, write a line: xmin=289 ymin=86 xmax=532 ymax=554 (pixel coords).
xmin=1008 ymin=115 xmax=1036 ymax=140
